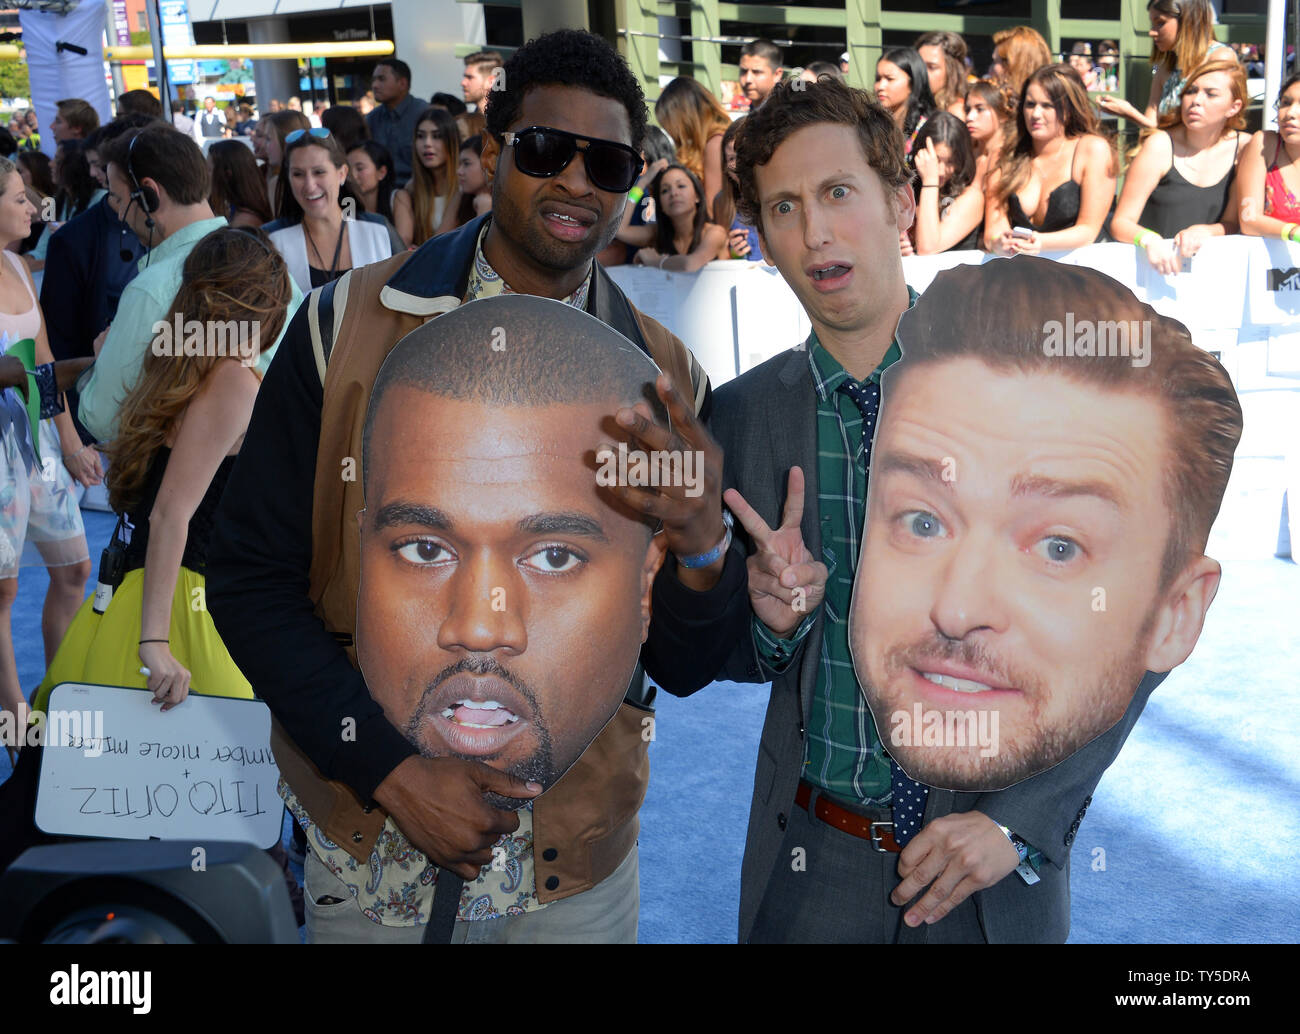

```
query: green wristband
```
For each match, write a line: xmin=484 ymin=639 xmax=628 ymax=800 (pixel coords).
xmin=628 ymin=186 xmax=644 ymax=203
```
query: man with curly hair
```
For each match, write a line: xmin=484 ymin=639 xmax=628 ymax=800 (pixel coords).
xmin=208 ymin=29 xmax=741 ymax=944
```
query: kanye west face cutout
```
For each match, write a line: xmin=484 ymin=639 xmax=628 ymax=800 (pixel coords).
xmin=356 ymin=296 xmax=668 ymax=807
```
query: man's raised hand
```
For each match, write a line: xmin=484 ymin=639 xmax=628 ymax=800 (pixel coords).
xmin=606 ymin=373 xmax=727 ymax=589
xmin=724 ymin=466 xmax=827 ymax=638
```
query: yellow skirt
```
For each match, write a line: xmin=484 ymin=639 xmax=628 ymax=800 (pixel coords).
xmin=34 ymin=566 xmax=252 ymax=713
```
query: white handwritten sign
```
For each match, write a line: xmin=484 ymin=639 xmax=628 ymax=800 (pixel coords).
xmin=35 ymin=683 xmax=282 ymax=849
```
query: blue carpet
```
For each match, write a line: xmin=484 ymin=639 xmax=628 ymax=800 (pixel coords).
xmin=7 ymin=453 xmax=1297 ymax=942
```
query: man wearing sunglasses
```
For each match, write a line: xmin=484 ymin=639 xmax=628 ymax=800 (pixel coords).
xmin=208 ymin=29 xmax=744 ymax=944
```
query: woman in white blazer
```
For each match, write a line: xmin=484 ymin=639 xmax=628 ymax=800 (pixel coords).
xmin=264 ymin=127 xmax=405 ymax=294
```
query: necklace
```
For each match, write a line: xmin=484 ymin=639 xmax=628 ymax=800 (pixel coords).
xmin=303 ymin=217 xmax=346 ymax=278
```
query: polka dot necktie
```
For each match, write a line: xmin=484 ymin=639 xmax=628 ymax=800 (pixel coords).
xmin=837 ymin=378 xmax=930 ymax=848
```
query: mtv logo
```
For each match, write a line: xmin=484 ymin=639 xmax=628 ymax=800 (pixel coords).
xmin=1267 ymin=267 xmax=1300 ymax=291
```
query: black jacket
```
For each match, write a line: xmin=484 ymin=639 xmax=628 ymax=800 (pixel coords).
xmin=40 ymin=195 xmax=145 ymax=444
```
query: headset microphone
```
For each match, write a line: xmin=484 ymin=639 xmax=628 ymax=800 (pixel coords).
xmin=118 ymin=196 xmax=136 ymax=262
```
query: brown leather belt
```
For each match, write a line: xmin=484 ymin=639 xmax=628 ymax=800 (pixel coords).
xmin=795 ymin=780 xmax=901 ymax=853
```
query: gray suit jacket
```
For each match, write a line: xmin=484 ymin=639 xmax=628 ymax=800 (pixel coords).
xmin=709 ymin=346 xmax=1163 ymax=944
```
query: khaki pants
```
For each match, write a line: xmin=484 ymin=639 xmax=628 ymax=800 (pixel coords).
xmin=304 ymin=842 xmax=639 ymax=944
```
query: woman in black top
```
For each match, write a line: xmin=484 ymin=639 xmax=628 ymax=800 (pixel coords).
xmin=985 ymin=64 xmax=1118 ymax=255
xmin=1112 ymin=57 xmax=1246 ymax=277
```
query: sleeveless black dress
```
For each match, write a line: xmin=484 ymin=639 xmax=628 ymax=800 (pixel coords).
xmin=1139 ymin=137 xmax=1242 ymax=239
xmin=122 ymin=447 xmax=237 ymax=574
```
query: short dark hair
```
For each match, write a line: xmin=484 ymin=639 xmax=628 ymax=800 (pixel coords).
xmin=888 ymin=257 xmax=1242 ymax=589
xmin=803 ymin=61 xmax=845 ymax=82
xmin=734 ymin=77 xmax=909 ymax=231
xmin=485 ymin=29 xmax=647 ymax=152
xmin=464 ymin=50 xmax=504 ymax=70
xmin=87 ymin=112 xmax=161 ymax=153
xmin=362 ymin=296 xmax=666 ymax=498
xmin=0 ymin=127 xmax=14 ymax=159
xmin=741 ymin=38 xmax=783 ymax=70
xmin=375 ymin=58 xmax=412 ymax=84
xmin=103 ymin=124 xmax=209 ymax=205
xmin=320 ymin=103 xmax=369 ymax=152
xmin=430 ymin=91 xmax=468 ymax=116
xmin=116 ymin=88 xmax=163 ymax=119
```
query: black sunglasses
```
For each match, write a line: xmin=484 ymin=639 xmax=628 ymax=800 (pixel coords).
xmin=501 ymin=126 xmax=641 ymax=194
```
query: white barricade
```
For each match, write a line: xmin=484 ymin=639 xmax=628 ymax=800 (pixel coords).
xmin=607 ymin=235 xmax=1300 ymax=389
xmin=609 ymin=236 xmax=1300 ymax=554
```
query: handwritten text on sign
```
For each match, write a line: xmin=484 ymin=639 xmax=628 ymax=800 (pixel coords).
xmin=35 ymin=683 xmax=282 ymax=849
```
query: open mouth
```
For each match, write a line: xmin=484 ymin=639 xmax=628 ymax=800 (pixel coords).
xmin=541 ymin=203 xmax=596 ymax=242
xmin=440 ymin=698 xmax=521 ymax=728
xmin=421 ymin=672 xmax=535 ymax=758
xmin=808 ymin=262 xmax=852 ymax=288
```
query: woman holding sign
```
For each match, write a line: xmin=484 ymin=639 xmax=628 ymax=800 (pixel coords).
xmin=33 ymin=228 xmax=293 ymax=715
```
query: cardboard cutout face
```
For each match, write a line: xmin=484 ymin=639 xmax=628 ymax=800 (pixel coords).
xmin=355 ymin=296 xmax=666 ymax=807
xmin=847 ymin=258 xmax=1236 ymax=791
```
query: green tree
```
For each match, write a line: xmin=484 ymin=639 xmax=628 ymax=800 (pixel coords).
xmin=0 ymin=58 xmax=30 ymax=101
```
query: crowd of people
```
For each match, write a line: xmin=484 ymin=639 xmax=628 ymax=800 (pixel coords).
xmin=0 ymin=1 xmax=1289 ymax=945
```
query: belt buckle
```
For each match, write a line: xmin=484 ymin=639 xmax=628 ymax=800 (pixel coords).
xmin=869 ymin=820 xmax=894 ymax=854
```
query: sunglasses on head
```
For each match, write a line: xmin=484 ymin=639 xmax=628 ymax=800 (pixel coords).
xmin=500 ymin=126 xmax=641 ymax=194
xmin=285 ymin=127 xmax=332 ymax=144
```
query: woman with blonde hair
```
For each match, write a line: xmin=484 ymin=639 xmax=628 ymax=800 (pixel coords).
xmin=985 ymin=64 xmax=1117 ymax=254
xmin=654 ymin=77 xmax=730 ymax=219
xmin=1112 ymin=57 xmax=1247 ymax=276
xmin=393 ymin=106 xmax=461 ymax=246
xmin=991 ymin=26 xmax=1052 ymax=96
xmin=35 ymin=227 xmax=293 ymax=714
xmin=1098 ymin=0 xmax=1229 ymax=129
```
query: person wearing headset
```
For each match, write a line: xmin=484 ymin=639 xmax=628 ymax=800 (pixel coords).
xmin=77 ymin=125 xmax=303 ymax=443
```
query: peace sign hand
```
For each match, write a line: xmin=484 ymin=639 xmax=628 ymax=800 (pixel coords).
xmin=723 ymin=466 xmax=827 ymax=638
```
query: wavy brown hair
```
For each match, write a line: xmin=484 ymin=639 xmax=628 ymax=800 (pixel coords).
xmin=992 ymin=63 xmax=1115 ymax=207
xmin=654 ymin=77 xmax=731 ymax=186
xmin=915 ymin=30 xmax=969 ymax=111
xmin=734 ymin=77 xmax=910 ymax=232
xmin=992 ymin=26 xmax=1052 ymax=96
xmin=106 ymin=228 xmax=292 ymax=514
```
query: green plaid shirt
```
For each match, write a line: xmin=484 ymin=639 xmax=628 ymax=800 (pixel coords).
xmin=753 ymin=299 xmax=911 ymax=806
xmin=750 ymin=302 xmax=1046 ymax=872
